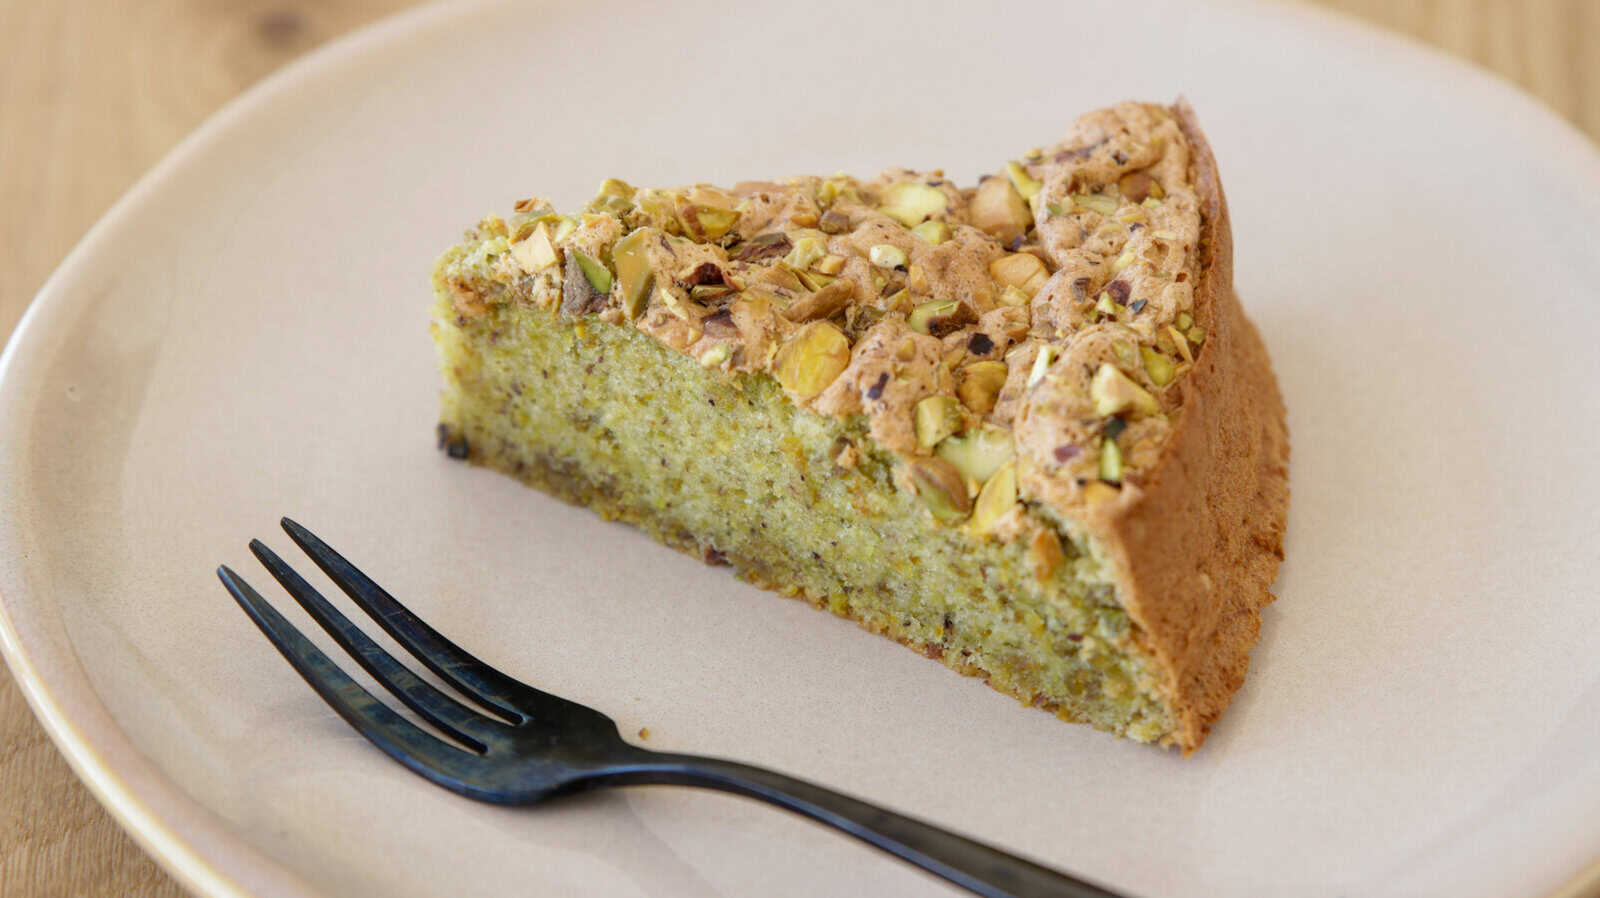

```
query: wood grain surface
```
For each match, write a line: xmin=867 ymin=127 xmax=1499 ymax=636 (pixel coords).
xmin=1 ymin=1 xmax=1597 ymax=895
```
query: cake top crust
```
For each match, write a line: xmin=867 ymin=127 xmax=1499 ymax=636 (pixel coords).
xmin=438 ymin=101 xmax=1205 ymax=531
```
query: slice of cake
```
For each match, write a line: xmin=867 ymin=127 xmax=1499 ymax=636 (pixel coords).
xmin=430 ymin=100 xmax=1288 ymax=752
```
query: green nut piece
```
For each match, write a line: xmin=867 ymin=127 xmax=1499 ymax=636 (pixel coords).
xmin=572 ymin=250 xmax=613 ymax=295
xmin=1141 ymin=346 xmax=1175 ymax=386
xmin=910 ymin=220 xmax=952 ymax=244
xmin=819 ymin=209 xmax=852 ymax=234
xmin=907 ymin=299 xmax=961 ymax=335
xmin=869 ymin=244 xmax=908 ymax=270
xmin=956 ymin=360 xmax=1009 ymax=415
xmin=510 ymin=221 xmax=559 ymax=272
xmin=914 ymin=395 xmax=964 ymax=448
xmin=1176 ymin=311 xmax=1194 ymax=331
xmin=969 ymin=460 xmax=1018 ymax=535
xmin=907 ymin=456 xmax=972 ymax=523
xmin=971 ymin=176 xmax=1031 ymax=245
xmin=774 ymin=321 xmax=852 ymax=399
xmin=611 ymin=228 xmax=655 ymax=319
xmin=936 ymin=425 xmax=1015 ymax=485
xmin=699 ymin=344 xmax=731 ymax=368
xmin=1072 ymin=193 xmax=1119 ymax=216
xmin=682 ymin=204 xmax=741 ymax=242
xmin=1027 ymin=344 xmax=1056 ymax=387
xmin=784 ymin=236 xmax=827 ymax=271
xmin=1099 ymin=435 xmax=1123 ymax=484
xmin=586 ymin=178 xmax=636 ymax=217
xmin=1090 ymin=363 xmax=1158 ymax=417
xmin=1005 ymin=161 xmax=1042 ymax=201
xmin=878 ymin=181 xmax=949 ymax=228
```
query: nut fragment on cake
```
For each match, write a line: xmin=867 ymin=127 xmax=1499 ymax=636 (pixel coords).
xmin=430 ymin=100 xmax=1289 ymax=752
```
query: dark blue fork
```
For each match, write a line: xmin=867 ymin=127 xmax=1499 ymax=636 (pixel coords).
xmin=217 ymin=518 xmax=1127 ymax=898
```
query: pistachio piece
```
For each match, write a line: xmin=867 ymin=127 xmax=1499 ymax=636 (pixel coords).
xmin=989 ymin=253 xmax=1049 ymax=296
xmin=936 ymin=425 xmax=1014 ymax=484
xmin=907 ymin=299 xmax=970 ymax=337
xmin=782 ymin=279 xmax=855 ymax=323
xmin=1099 ymin=436 xmax=1123 ymax=484
xmin=732 ymin=232 xmax=792 ymax=263
xmin=611 ymin=229 xmax=655 ymax=319
xmin=562 ymin=252 xmax=609 ymax=315
xmin=698 ymin=344 xmax=731 ymax=367
xmin=1027 ymin=344 xmax=1057 ymax=387
xmin=905 ymin=263 xmax=931 ymax=294
xmin=878 ymin=180 xmax=949 ymax=227
xmin=1090 ymin=363 xmax=1158 ymax=417
xmin=586 ymin=177 xmax=636 ymax=216
xmin=1111 ymin=248 xmax=1136 ymax=274
xmin=997 ymin=285 xmax=1030 ymax=307
xmin=1187 ymin=325 xmax=1207 ymax=345
xmin=970 ymin=176 xmax=1031 ymax=244
xmin=552 ymin=216 xmax=578 ymax=242
xmin=510 ymin=221 xmax=559 ymax=272
xmin=914 ymin=395 xmax=964 ymax=448
xmin=1168 ymin=326 xmax=1195 ymax=363
xmin=572 ymin=250 xmax=612 ymax=294
xmin=1141 ymin=346 xmax=1175 ymax=386
xmin=910 ymin=220 xmax=952 ymax=244
xmin=774 ymin=321 xmax=851 ymax=399
xmin=818 ymin=208 xmax=851 ymax=234
xmin=907 ymin=456 xmax=972 ymax=523
xmin=1176 ymin=311 xmax=1194 ymax=331
xmin=814 ymin=253 xmax=847 ymax=275
xmin=969 ymin=461 xmax=1018 ymax=535
xmin=869 ymin=244 xmax=908 ymax=270
xmin=1116 ymin=171 xmax=1164 ymax=204
xmin=1005 ymin=161 xmax=1041 ymax=201
xmin=956 ymin=360 xmax=1008 ymax=415
xmin=784 ymin=236 xmax=826 ymax=271
xmin=681 ymin=204 xmax=740 ymax=242
xmin=1072 ymin=193 xmax=1118 ymax=216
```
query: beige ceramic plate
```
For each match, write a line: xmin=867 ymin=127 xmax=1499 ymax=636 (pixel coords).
xmin=3 ymin=1 xmax=1600 ymax=895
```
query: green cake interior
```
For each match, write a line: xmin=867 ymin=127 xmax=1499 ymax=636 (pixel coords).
xmin=431 ymin=267 xmax=1171 ymax=742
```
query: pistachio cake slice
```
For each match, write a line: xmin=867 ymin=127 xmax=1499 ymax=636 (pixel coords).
xmin=431 ymin=100 xmax=1288 ymax=752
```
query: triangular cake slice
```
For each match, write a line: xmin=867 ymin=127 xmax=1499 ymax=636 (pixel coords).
xmin=431 ymin=100 xmax=1289 ymax=752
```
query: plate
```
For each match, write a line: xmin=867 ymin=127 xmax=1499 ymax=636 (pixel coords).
xmin=3 ymin=1 xmax=1599 ymax=895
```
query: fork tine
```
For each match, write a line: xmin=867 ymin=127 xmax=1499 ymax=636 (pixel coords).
xmin=217 ymin=565 xmax=477 ymax=788
xmin=248 ymin=540 xmax=503 ymax=751
xmin=280 ymin=518 xmax=567 ymax=722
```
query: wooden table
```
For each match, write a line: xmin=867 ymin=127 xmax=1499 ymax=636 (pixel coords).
xmin=2 ymin=1 xmax=1596 ymax=894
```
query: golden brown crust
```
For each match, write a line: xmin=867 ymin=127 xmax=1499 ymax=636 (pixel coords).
xmin=1082 ymin=101 xmax=1290 ymax=752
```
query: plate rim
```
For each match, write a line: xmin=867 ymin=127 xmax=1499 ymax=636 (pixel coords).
xmin=1 ymin=0 xmax=1598 ymax=895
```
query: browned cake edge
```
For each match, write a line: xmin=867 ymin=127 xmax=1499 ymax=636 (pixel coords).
xmin=1080 ymin=100 xmax=1291 ymax=752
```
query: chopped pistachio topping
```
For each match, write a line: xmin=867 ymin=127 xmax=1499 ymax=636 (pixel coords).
xmin=1187 ymin=325 xmax=1207 ymax=345
xmin=907 ymin=456 xmax=972 ymax=522
xmin=910 ymin=220 xmax=952 ymax=244
xmin=1176 ymin=311 xmax=1194 ymax=331
xmin=611 ymin=229 xmax=654 ymax=320
xmin=814 ymin=253 xmax=847 ymax=275
xmin=915 ymin=395 xmax=964 ymax=448
xmin=971 ymin=176 xmax=1031 ymax=243
xmin=908 ymin=299 xmax=961 ymax=335
xmin=1072 ymin=193 xmax=1118 ymax=215
xmin=1028 ymin=345 xmax=1057 ymax=387
xmin=969 ymin=461 xmax=1018 ymax=535
xmin=572 ymin=250 xmax=612 ymax=294
xmin=1099 ymin=435 xmax=1123 ymax=484
xmin=956 ymin=360 xmax=1008 ymax=415
xmin=784 ymin=236 xmax=826 ymax=271
xmin=510 ymin=222 xmax=558 ymax=272
xmin=989 ymin=253 xmax=1049 ymax=296
xmin=1090 ymin=363 xmax=1158 ymax=417
xmin=878 ymin=180 xmax=948 ymax=227
xmin=699 ymin=344 xmax=731 ymax=367
xmin=1005 ymin=161 xmax=1042 ymax=201
xmin=936 ymin=426 xmax=1014 ymax=484
xmin=1141 ymin=346 xmax=1175 ymax=386
xmin=869 ymin=244 xmax=908 ymax=270
xmin=774 ymin=321 xmax=851 ymax=399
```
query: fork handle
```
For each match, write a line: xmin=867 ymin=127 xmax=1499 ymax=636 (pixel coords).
xmin=590 ymin=753 xmax=1126 ymax=898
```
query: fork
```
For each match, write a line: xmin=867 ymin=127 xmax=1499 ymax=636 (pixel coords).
xmin=217 ymin=518 xmax=1127 ymax=898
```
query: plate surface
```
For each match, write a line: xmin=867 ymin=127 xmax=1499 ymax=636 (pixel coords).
xmin=3 ymin=1 xmax=1599 ymax=896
